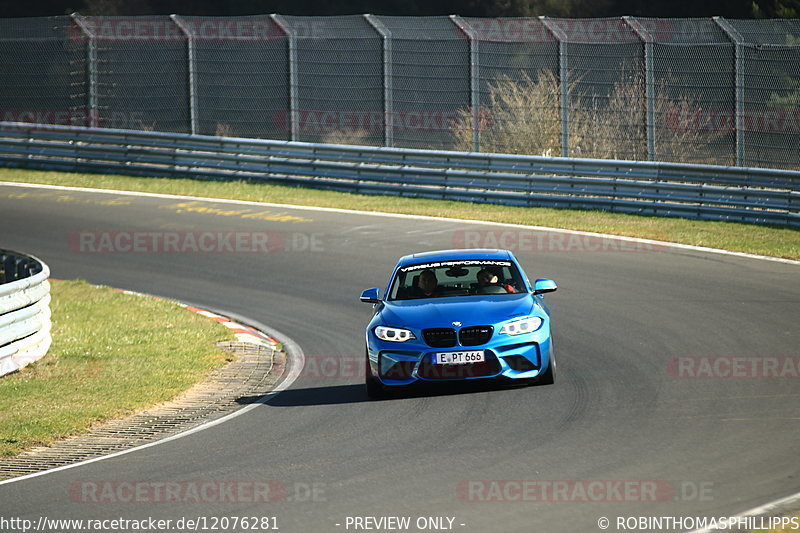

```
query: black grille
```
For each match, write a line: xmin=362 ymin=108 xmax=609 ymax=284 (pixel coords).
xmin=423 ymin=328 xmax=457 ymax=348
xmin=458 ymin=325 xmax=493 ymax=346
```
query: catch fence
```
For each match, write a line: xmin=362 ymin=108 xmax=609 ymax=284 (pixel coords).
xmin=0 ymin=15 xmax=798 ymax=169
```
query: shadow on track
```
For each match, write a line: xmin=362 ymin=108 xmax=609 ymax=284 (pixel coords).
xmin=247 ymin=379 xmax=535 ymax=407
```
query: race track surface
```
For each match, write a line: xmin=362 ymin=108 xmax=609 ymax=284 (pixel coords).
xmin=0 ymin=183 xmax=798 ymax=532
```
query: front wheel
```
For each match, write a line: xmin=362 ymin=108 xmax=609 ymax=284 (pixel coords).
xmin=365 ymin=351 xmax=386 ymax=399
xmin=535 ymin=342 xmax=556 ymax=385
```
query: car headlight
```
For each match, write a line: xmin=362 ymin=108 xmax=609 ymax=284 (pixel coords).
xmin=499 ymin=317 xmax=543 ymax=336
xmin=374 ymin=326 xmax=416 ymax=342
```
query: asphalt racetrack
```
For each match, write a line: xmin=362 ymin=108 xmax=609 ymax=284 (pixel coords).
xmin=0 ymin=182 xmax=798 ymax=532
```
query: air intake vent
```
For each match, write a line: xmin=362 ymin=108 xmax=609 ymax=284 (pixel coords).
xmin=503 ymin=355 xmax=538 ymax=372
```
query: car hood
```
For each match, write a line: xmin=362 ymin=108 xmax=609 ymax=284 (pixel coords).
xmin=378 ymin=294 xmax=537 ymax=330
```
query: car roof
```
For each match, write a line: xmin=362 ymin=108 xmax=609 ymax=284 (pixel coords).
xmin=395 ymin=249 xmax=514 ymax=268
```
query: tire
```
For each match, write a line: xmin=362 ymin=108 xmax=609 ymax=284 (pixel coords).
xmin=365 ymin=351 xmax=386 ymax=399
xmin=536 ymin=341 xmax=556 ymax=385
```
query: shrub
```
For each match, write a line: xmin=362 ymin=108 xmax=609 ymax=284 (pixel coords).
xmin=451 ymin=68 xmax=723 ymax=163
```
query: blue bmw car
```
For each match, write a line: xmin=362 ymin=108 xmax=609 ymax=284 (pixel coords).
xmin=360 ymin=249 xmax=558 ymax=398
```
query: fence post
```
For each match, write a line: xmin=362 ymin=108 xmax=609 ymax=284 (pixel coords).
xmin=364 ymin=15 xmax=393 ymax=148
xmin=540 ymin=17 xmax=569 ymax=157
xmin=714 ymin=17 xmax=745 ymax=167
xmin=450 ymin=15 xmax=480 ymax=152
xmin=270 ymin=14 xmax=298 ymax=142
xmin=170 ymin=15 xmax=197 ymax=135
xmin=70 ymin=13 xmax=99 ymax=128
xmin=624 ymin=16 xmax=655 ymax=161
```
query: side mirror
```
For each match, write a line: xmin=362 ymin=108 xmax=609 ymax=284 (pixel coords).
xmin=533 ymin=278 xmax=557 ymax=295
xmin=360 ymin=288 xmax=381 ymax=304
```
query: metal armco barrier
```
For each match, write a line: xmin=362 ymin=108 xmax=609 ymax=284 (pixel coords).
xmin=0 ymin=122 xmax=797 ymax=227
xmin=0 ymin=250 xmax=51 ymax=377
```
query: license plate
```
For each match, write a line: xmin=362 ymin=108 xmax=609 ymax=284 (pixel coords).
xmin=433 ymin=350 xmax=485 ymax=365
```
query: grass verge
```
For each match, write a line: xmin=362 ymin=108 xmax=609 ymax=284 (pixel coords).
xmin=0 ymin=280 xmax=234 ymax=457
xmin=0 ymin=168 xmax=798 ymax=260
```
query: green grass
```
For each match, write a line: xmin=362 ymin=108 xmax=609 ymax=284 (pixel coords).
xmin=0 ymin=280 xmax=234 ymax=457
xmin=0 ymin=167 xmax=798 ymax=260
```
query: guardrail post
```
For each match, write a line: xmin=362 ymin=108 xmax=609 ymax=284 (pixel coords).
xmin=70 ymin=13 xmax=99 ymax=128
xmin=170 ymin=15 xmax=198 ymax=135
xmin=714 ymin=17 xmax=745 ymax=167
xmin=624 ymin=17 xmax=655 ymax=161
xmin=365 ymin=15 xmax=394 ymax=148
xmin=450 ymin=15 xmax=480 ymax=152
xmin=270 ymin=14 xmax=298 ymax=142
xmin=540 ymin=17 xmax=569 ymax=157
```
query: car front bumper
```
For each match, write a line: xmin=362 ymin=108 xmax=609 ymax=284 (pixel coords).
xmin=366 ymin=331 xmax=553 ymax=387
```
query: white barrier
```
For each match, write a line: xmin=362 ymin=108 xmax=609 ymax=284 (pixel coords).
xmin=0 ymin=251 xmax=51 ymax=377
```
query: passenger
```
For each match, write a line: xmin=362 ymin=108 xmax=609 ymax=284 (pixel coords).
xmin=409 ymin=269 xmax=440 ymax=298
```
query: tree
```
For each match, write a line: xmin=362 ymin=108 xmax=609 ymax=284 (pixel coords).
xmin=752 ymin=0 xmax=800 ymax=18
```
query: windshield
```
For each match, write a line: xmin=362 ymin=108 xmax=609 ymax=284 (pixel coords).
xmin=388 ymin=259 xmax=526 ymax=300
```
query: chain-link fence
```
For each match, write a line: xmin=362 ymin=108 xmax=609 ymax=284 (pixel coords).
xmin=1 ymin=15 xmax=798 ymax=169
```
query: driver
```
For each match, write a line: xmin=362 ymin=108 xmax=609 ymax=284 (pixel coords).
xmin=409 ymin=269 xmax=440 ymax=298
